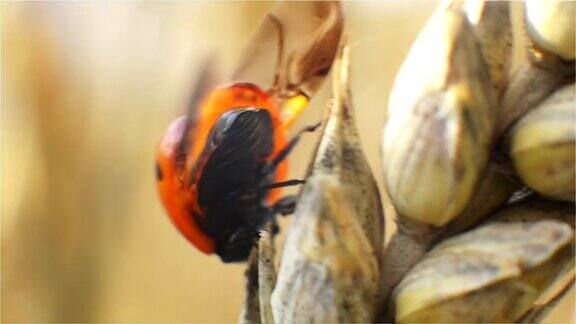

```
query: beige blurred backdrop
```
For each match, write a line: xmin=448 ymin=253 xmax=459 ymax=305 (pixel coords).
xmin=2 ymin=2 xmax=573 ymax=323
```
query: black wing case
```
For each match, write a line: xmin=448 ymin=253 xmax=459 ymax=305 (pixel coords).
xmin=197 ymin=108 xmax=274 ymax=208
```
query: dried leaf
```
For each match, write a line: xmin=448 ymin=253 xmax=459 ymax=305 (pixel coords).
xmin=232 ymin=1 xmax=343 ymax=101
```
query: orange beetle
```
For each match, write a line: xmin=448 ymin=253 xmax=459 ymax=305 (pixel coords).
xmin=155 ymin=2 xmax=343 ymax=262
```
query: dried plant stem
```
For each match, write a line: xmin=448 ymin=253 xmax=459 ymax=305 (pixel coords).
xmin=238 ymin=226 xmax=276 ymax=324
xmin=238 ymin=2 xmax=575 ymax=322
xmin=520 ymin=273 xmax=575 ymax=323
xmin=257 ymin=230 xmax=276 ymax=324
xmin=378 ymin=219 xmax=437 ymax=320
xmin=497 ymin=58 xmax=573 ymax=137
xmin=239 ymin=249 xmax=260 ymax=324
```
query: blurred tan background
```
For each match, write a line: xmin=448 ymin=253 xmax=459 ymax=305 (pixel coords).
xmin=2 ymin=2 xmax=573 ymax=323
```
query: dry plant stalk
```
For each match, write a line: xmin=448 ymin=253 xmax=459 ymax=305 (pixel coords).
xmin=238 ymin=41 xmax=383 ymax=323
xmin=520 ymin=274 xmax=576 ymax=323
xmin=239 ymin=1 xmax=574 ymax=322
xmin=239 ymin=249 xmax=261 ymax=324
xmin=239 ymin=225 xmax=277 ymax=324
xmin=257 ymin=230 xmax=277 ymax=324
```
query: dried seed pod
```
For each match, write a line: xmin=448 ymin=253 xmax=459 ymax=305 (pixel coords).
xmin=271 ymin=176 xmax=379 ymax=323
xmin=271 ymin=42 xmax=382 ymax=322
xmin=393 ymin=199 xmax=575 ymax=323
xmin=489 ymin=195 xmax=575 ymax=228
xmin=435 ymin=163 xmax=520 ymax=239
xmin=509 ymin=83 xmax=575 ymax=201
xmin=525 ymin=0 xmax=575 ymax=61
xmin=462 ymin=0 xmax=512 ymax=99
xmin=497 ymin=2 xmax=575 ymax=135
xmin=310 ymin=42 xmax=384 ymax=255
xmin=378 ymin=163 xmax=518 ymax=317
xmin=383 ymin=2 xmax=496 ymax=226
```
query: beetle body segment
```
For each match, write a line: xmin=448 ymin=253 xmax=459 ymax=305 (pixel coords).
xmin=156 ymin=83 xmax=288 ymax=261
xmin=156 ymin=116 xmax=215 ymax=254
xmin=185 ymin=83 xmax=288 ymax=204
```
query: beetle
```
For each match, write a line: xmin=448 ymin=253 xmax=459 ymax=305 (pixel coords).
xmin=155 ymin=2 xmax=343 ymax=262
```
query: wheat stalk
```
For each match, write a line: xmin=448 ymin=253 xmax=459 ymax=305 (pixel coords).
xmin=239 ymin=1 xmax=574 ymax=323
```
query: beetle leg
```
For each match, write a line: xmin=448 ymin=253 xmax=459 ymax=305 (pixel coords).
xmin=216 ymin=228 xmax=258 ymax=263
xmin=265 ymin=218 xmax=280 ymax=235
xmin=262 ymin=179 xmax=304 ymax=190
xmin=228 ymin=179 xmax=304 ymax=203
xmin=259 ymin=195 xmax=297 ymax=232
xmin=259 ymin=195 xmax=296 ymax=238
xmin=271 ymin=195 xmax=297 ymax=216
xmin=261 ymin=121 xmax=322 ymax=177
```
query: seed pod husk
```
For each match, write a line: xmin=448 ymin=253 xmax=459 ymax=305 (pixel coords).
xmin=525 ymin=0 xmax=575 ymax=61
xmin=509 ymin=83 xmax=575 ymax=201
xmin=378 ymin=163 xmax=518 ymax=318
xmin=393 ymin=199 xmax=575 ymax=323
xmin=489 ymin=195 xmax=575 ymax=228
xmin=462 ymin=0 xmax=512 ymax=100
xmin=434 ymin=163 xmax=520 ymax=239
xmin=497 ymin=2 xmax=575 ymax=136
xmin=271 ymin=176 xmax=379 ymax=323
xmin=272 ymin=43 xmax=381 ymax=323
xmin=383 ymin=3 xmax=496 ymax=227
xmin=310 ymin=41 xmax=384 ymax=255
